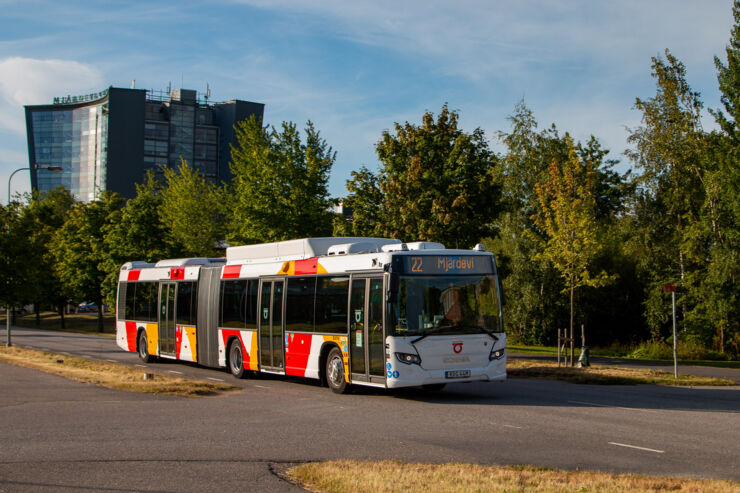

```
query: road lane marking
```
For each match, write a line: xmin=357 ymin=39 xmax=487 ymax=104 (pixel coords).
xmin=207 ymin=377 xmax=225 ymax=382
xmin=569 ymin=401 xmax=660 ymax=413
xmin=105 ymin=359 xmax=117 ymax=363
xmin=503 ymin=425 xmax=523 ymax=429
xmin=168 ymin=370 xmax=183 ymax=375
xmin=608 ymin=442 xmax=664 ymax=453
xmin=254 ymin=385 xmax=270 ymax=389
xmin=135 ymin=364 xmax=147 ymax=368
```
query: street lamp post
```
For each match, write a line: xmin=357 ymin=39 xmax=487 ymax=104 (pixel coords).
xmin=5 ymin=164 xmax=63 ymax=347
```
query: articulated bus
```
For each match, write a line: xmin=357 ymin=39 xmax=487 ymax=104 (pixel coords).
xmin=116 ymin=237 xmax=506 ymax=393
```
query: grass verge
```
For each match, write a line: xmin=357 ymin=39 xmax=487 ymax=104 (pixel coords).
xmin=0 ymin=346 xmax=238 ymax=397
xmin=509 ymin=344 xmax=740 ymax=369
xmin=287 ymin=460 xmax=740 ymax=493
xmin=507 ymin=359 xmax=736 ymax=386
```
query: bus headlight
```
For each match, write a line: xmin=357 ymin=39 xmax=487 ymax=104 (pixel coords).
xmin=489 ymin=347 xmax=505 ymax=361
xmin=396 ymin=352 xmax=421 ymax=365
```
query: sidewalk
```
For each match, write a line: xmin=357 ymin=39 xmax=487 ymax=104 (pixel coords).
xmin=509 ymin=352 xmax=740 ymax=384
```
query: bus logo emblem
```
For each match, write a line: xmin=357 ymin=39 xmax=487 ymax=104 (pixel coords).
xmin=452 ymin=341 xmax=463 ymax=353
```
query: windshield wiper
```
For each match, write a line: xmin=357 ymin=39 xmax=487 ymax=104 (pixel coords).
xmin=411 ymin=325 xmax=500 ymax=344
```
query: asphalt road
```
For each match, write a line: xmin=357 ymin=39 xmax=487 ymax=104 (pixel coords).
xmin=1 ymin=326 xmax=739 ymax=492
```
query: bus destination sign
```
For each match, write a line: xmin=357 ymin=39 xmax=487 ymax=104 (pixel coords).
xmin=398 ymin=255 xmax=492 ymax=275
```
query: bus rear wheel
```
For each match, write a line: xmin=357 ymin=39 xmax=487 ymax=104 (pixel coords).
xmin=326 ymin=347 xmax=349 ymax=394
xmin=138 ymin=331 xmax=152 ymax=363
xmin=229 ymin=340 xmax=246 ymax=379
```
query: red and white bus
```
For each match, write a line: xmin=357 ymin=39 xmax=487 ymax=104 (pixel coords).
xmin=116 ymin=237 xmax=506 ymax=393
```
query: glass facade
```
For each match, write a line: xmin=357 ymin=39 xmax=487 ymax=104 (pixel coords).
xmin=26 ymin=87 xmax=262 ymax=201
xmin=31 ymin=104 xmax=108 ymax=202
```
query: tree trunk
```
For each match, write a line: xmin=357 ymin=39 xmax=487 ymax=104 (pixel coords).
xmin=35 ymin=302 xmax=41 ymax=326
xmin=58 ymin=303 xmax=65 ymax=330
xmin=570 ymin=280 xmax=575 ymax=367
xmin=97 ymin=301 xmax=104 ymax=333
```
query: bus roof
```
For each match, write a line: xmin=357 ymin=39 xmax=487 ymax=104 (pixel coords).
xmin=225 ymin=237 xmax=402 ymax=264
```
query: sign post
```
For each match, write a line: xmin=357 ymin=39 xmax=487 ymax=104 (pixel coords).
xmin=664 ymin=285 xmax=677 ymax=379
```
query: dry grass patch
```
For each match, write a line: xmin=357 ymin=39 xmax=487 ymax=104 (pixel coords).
xmin=287 ymin=460 xmax=740 ymax=493
xmin=507 ymin=359 xmax=736 ymax=386
xmin=0 ymin=346 xmax=238 ymax=397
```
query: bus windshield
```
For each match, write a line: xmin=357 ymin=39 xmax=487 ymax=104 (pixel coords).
xmin=389 ymin=275 xmax=502 ymax=337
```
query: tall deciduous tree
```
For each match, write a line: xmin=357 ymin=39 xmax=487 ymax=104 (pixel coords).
xmin=100 ymin=174 xmax=173 ymax=308
xmin=19 ymin=188 xmax=75 ymax=325
xmin=707 ymin=0 xmax=740 ymax=354
xmin=333 ymin=166 xmax=384 ymax=237
xmin=227 ymin=116 xmax=335 ymax=244
xmin=375 ymin=104 xmax=499 ymax=248
xmin=626 ymin=50 xmax=708 ymax=341
xmin=0 ymin=201 xmax=29 ymax=325
xmin=53 ymin=192 xmax=122 ymax=332
xmin=160 ymin=159 xmax=223 ymax=257
xmin=531 ymin=140 xmax=614 ymax=355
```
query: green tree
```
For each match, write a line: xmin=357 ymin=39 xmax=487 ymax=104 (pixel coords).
xmin=100 ymin=174 xmax=173 ymax=308
xmin=53 ymin=192 xmax=122 ymax=331
xmin=625 ymin=50 xmax=708 ymax=342
xmin=18 ymin=188 xmax=75 ymax=325
xmin=485 ymin=103 xmax=569 ymax=344
xmin=227 ymin=116 xmax=335 ymax=244
xmin=0 ymin=200 xmax=30 ymax=326
xmin=160 ymin=159 xmax=223 ymax=257
xmin=530 ymin=140 xmax=614 ymax=355
xmin=375 ymin=104 xmax=499 ymax=248
xmin=333 ymin=166 xmax=384 ymax=237
xmin=706 ymin=0 xmax=740 ymax=354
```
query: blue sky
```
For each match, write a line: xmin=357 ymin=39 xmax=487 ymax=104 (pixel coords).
xmin=0 ymin=0 xmax=734 ymax=202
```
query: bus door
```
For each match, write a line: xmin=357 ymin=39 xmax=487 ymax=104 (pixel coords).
xmin=349 ymin=276 xmax=386 ymax=384
xmin=158 ymin=282 xmax=177 ymax=356
xmin=259 ymin=279 xmax=284 ymax=370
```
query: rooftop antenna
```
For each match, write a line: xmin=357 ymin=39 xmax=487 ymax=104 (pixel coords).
xmin=205 ymin=83 xmax=211 ymax=104
xmin=130 ymin=79 xmax=135 ymax=89
xmin=167 ymin=81 xmax=172 ymax=94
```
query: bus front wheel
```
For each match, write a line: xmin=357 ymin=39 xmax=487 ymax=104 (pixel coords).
xmin=229 ymin=339 xmax=246 ymax=379
xmin=326 ymin=347 xmax=349 ymax=394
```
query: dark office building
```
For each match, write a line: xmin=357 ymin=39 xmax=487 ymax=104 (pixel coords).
xmin=25 ymin=86 xmax=264 ymax=201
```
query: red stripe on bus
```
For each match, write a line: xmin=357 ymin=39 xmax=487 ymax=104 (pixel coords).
xmin=170 ymin=267 xmax=185 ymax=280
xmin=175 ymin=326 xmax=182 ymax=359
xmin=125 ymin=321 xmax=137 ymax=352
xmin=222 ymin=265 xmax=242 ymax=279
xmin=285 ymin=333 xmax=312 ymax=377
xmin=127 ymin=270 xmax=141 ymax=281
xmin=294 ymin=258 xmax=318 ymax=275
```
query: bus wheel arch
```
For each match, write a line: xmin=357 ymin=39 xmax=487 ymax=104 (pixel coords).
xmin=227 ymin=336 xmax=246 ymax=379
xmin=323 ymin=344 xmax=349 ymax=394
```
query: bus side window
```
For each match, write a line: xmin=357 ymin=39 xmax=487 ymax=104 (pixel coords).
xmin=286 ymin=276 xmax=315 ymax=332
xmin=220 ymin=280 xmax=247 ymax=329
xmin=245 ymin=280 xmax=258 ymax=330
xmin=315 ymin=276 xmax=348 ymax=334
xmin=176 ymin=281 xmax=197 ymax=325
xmin=123 ymin=282 xmax=136 ymax=320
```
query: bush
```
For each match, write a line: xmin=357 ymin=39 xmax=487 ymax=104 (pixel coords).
xmin=630 ymin=339 xmax=730 ymax=361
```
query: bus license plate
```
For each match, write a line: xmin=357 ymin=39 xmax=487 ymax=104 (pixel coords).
xmin=445 ymin=370 xmax=471 ymax=379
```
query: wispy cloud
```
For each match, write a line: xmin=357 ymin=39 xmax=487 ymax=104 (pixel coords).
xmin=0 ymin=57 xmax=103 ymax=133
xmin=0 ymin=57 xmax=103 ymax=201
